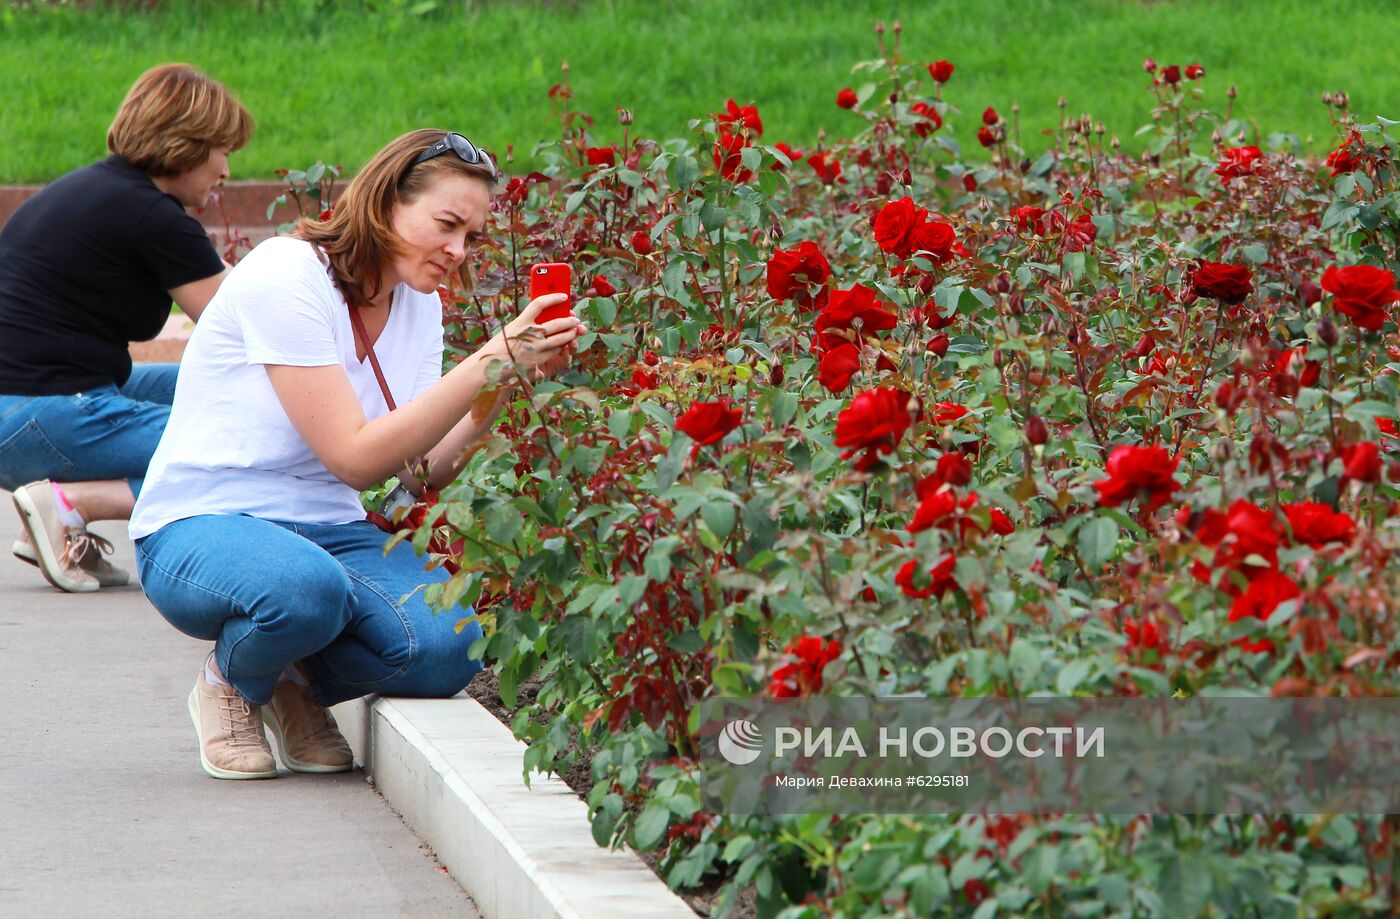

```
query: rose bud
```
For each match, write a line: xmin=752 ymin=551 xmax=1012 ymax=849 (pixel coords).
xmin=770 ymin=361 xmax=784 ymax=387
xmin=1215 ymin=380 xmax=1245 ymax=412
xmin=1318 ymin=318 xmax=1339 ymax=347
xmin=1132 ymin=333 xmax=1156 ymax=359
xmin=926 ymin=333 xmax=950 ymax=357
xmin=1299 ymin=279 xmax=1322 ymax=306
xmin=995 ymin=273 xmax=1011 ymax=294
xmin=643 ymin=349 xmax=660 ymax=366
xmin=982 ymin=106 xmax=999 ymax=126
xmin=631 ymin=231 xmax=655 ymax=256
xmin=1143 ymin=57 xmax=1157 ymax=73
xmin=1025 ymin=414 xmax=1049 ymax=445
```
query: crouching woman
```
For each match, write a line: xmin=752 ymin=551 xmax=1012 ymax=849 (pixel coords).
xmin=129 ymin=130 xmax=584 ymax=780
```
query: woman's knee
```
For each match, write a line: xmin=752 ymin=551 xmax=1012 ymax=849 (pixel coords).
xmin=402 ymin=617 xmax=484 ymax=697
xmin=247 ymin=565 xmax=355 ymax=645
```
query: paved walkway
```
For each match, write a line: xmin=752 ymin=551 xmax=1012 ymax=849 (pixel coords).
xmin=0 ymin=514 xmax=480 ymax=919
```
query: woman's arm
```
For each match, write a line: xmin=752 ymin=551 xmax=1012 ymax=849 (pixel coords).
xmin=264 ymin=294 xmax=581 ymax=491
xmin=168 ymin=264 xmax=230 ymax=322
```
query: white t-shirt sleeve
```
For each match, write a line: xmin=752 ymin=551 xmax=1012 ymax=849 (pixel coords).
xmin=237 ymin=243 xmax=342 ymax=367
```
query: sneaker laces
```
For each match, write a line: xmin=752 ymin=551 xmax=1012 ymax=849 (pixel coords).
xmin=62 ymin=529 xmax=115 ymax=568
xmin=217 ymin=693 xmax=265 ymax=749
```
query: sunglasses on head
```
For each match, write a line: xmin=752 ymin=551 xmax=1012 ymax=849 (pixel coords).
xmin=410 ymin=132 xmax=498 ymax=183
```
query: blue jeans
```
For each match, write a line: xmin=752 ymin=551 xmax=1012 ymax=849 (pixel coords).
xmin=0 ymin=364 xmax=178 ymax=496
xmin=135 ymin=515 xmax=484 ymax=706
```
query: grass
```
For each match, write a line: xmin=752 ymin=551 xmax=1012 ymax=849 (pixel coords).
xmin=1 ymin=0 xmax=1396 ymax=183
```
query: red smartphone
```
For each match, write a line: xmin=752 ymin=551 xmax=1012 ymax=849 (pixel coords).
xmin=530 ymin=263 xmax=573 ymax=323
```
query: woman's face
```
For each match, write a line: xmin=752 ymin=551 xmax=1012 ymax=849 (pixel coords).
xmin=385 ymin=172 xmax=490 ymax=297
xmin=165 ymin=146 xmax=232 ymax=208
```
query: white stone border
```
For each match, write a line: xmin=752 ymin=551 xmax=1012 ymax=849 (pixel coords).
xmin=331 ymin=695 xmax=695 ymax=919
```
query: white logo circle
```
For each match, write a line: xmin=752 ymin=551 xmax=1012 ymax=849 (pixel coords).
xmin=718 ymin=719 xmax=764 ymax=765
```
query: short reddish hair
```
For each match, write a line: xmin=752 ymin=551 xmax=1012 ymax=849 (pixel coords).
xmin=107 ymin=63 xmax=253 ymax=177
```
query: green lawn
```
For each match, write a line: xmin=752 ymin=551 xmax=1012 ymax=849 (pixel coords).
xmin=1 ymin=0 xmax=1395 ymax=183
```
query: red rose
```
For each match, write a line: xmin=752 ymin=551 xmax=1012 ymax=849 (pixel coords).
xmin=630 ymin=231 xmax=654 ymax=256
xmin=712 ymin=130 xmax=753 ymax=182
xmin=1217 ymin=499 xmax=1282 ymax=571
xmin=1281 ymin=502 xmax=1355 ymax=548
xmin=1094 ymin=444 xmax=1180 ymax=514
xmin=928 ymin=60 xmax=954 ymax=84
xmin=1012 ymin=205 xmax=1047 ymax=234
xmin=584 ymin=146 xmax=616 ymax=167
xmin=977 ymin=125 xmax=997 ymax=148
xmin=1325 ymin=135 xmax=1363 ymax=176
xmin=1161 ymin=65 xmax=1181 ymax=84
xmin=982 ymin=106 xmax=999 ymax=126
xmin=835 ymin=387 xmax=916 ymax=471
xmin=910 ymin=101 xmax=942 ymax=138
xmin=675 ymin=399 xmax=742 ymax=447
xmin=988 ymin=507 xmax=1016 ymax=536
xmin=906 ymin=220 xmax=956 ymax=264
xmin=874 ymin=196 xmax=927 ymax=257
xmin=896 ymin=555 xmax=957 ymax=598
xmin=618 ymin=367 xmax=658 ymax=397
xmin=1341 ymin=441 xmax=1382 ymax=483
xmin=808 ymin=151 xmax=843 ymax=185
xmin=1214 ymin=146 xmax=1262 ymax=184
xmin=1185 ymin=63 xmax=1205 ymax=80
xmin=1321 ymin=265 xmax=1397 ymax=332
xmin=766 ymin=241 xmax=831 ymax=309
xmin=1058 ymin=212 xmax=1098 ymax=252
xmin=935 ymin=451 xmax=973 ymax=486
xmin=771 ymin=142 xmax=804 ymax=170
xmin=929 ymin=401 xmax=969 ymax=425
xmin=926 ymin=333 xmax=950 ymax=357
xmin=1123 ymin=616 xmax=1169 ymax=662
xmin=591 ymin=275 xmax=617 ymax=297
xmin=1191 ymin=261 xmax=1254 ymax=305
xmin=816 ymin=284 xmax=897 ymax=340
xmin=768 ymin=636 xmax=841 ymax=697
xmin=836 ymin=87 xmax=858 ymax=109
xmin=716 ymin=98 xmax=762 ymax=136
xmin=1228 ymin=571 xmax=1299 ymax=654
xmin=817 ymin=343 xmax=861 ymax=393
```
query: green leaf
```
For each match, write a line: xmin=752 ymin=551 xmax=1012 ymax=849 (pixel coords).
xmin=1056 ymin=659 xmax=1093 ymax=695
xmin=1077 ymin=516 xmax=1120 ymax=571
xmin=702 ymin=500 xmax=736 ymax=539
xmin=633 ymin=803 xmax=670 ymax=850
xmin=1159 ymin=853 xmax=1212 ymax=919
xmin=769 ymin=390 xmax=798 ymax=428
xmin=485 ymin=504 xmax=523 ymax=546
xmin=667 ymin=154 xmax=700 ymax=190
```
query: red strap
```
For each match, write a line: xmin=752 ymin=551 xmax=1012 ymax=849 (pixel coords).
xmin=347 ymin=303 xmax=397 ymax=411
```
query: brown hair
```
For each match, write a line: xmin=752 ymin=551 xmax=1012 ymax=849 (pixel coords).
xmin=107 ymin=63 xmax=253 ymax=177
xmin=296 ymin=129 xmax=498 ymax=308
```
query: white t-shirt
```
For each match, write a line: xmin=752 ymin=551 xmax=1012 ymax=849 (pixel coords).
xmin=129 ymin=236 xmax=445 ymax=539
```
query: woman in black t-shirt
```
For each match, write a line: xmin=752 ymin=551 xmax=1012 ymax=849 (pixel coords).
xmin=0 ymin=63 xmax=252 ymax=593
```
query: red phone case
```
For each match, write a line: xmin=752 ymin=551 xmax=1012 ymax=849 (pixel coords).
xmin=531 ymin=263 xmax=573 ymax=322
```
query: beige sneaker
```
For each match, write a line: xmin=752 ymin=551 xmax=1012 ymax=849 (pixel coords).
xmin=11 ymin=486 xmax=129 ymax=587
xmin=263 ymin=679 xmax=354 ymax=773
xmin=12 ymin=482 xmax=98 ymax=593
xmin=186 ymin=667 xmax=278 ymax=780
xmin=12 ymin=526 xmax=37 ymax=566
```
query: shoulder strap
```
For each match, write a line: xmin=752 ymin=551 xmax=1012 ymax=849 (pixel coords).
xmin=347 ymin=303 xmax=397 ymax=411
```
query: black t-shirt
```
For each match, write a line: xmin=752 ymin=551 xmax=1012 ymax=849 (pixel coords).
xmin=0 ymin=156 xmax=224 ymax=395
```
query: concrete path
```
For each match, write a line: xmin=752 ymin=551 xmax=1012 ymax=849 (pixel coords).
xmin=0 ymin=514 xmax=480 ymax=919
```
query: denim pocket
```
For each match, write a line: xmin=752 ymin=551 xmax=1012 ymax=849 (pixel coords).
xmin=0 ymin=419 xmax=75 ymax=491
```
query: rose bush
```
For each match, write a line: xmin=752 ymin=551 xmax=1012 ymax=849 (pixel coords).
xmin=377 ymin=31 xmax=1399 ymax=918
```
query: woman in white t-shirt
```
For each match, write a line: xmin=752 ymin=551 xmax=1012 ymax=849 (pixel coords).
xmin=130 ymin=130 xmax=584 ymax=780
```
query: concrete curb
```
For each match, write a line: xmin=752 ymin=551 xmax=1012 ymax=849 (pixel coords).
xmin=331 ymin=695 xmax=695 ymax=919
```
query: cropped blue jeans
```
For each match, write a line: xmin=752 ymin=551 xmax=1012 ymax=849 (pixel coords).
xmin=0 ymin=363 xmax=178 ymax=496
xmin=135 ymin=515 xmax=484 ymax=706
